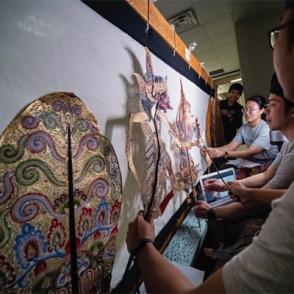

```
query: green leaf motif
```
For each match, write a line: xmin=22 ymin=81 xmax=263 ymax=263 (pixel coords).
xmin=74 ymin=155 xmax=105 ymax=183
xmin=40 ymin=112 xmax=66 ymax=135
xmin=0 ymin=210 xmax=10 ymax=248
xmin=15 ymin=159 xmax=66 ymax=186
xmin=72 ymin=118 xmax=89 ymax=135
xmin=0 ymin=136 xmax=27 ymax=164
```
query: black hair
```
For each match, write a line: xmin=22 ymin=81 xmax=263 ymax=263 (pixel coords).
xmin=285 ymin=0 xmax=294 ymax=10
xmin=270 ymin=72 xmax=284 ymax=97
xmin=246 ymin=95 xmax=267 ymax=109
xmin=246 ymin=95 xmax=267 ymax=120
xmin=270 ymin=72 xmax=294 ymax=113
xmin=228 ymin=83 xmax=243 ymax=95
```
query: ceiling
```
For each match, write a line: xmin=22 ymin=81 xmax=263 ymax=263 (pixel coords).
xmin=155 ymin=0 xmax=283 ymax=92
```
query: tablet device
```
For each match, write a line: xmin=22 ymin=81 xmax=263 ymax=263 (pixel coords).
xmin=199 ymin=167 xmax=236 ymax=207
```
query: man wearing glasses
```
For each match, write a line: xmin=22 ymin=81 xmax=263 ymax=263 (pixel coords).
xmin=126 ymin=1 xmax=294 ymax=293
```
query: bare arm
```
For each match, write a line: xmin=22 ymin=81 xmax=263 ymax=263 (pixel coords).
xmin=136 ymin=244 xmax=195 ymax=292
xmin=220 ymin=140 xmax=240 ymax=151
xmin=136 ymin=244 xmax=226 ymax=293
xmin=206 ymin=141 xmax=240 ymax=158
xmin=127 ymin=213 xmax=226 ymax=293
xmin=237 ymin=164 xmax=278 ymax=188
xmin=189 ymin=269 xmax=226 ymax=294
xmin=213 ymin=201 xmax=265 ymax=220
xmin=225 ymin=145 xmax=264 ymax=159
xmin=213 ymin=202 xmax=247 ymax=219
xmin=195 ymin=199 xmax=268 ymax=220
xmin=237 ymin=187 xmax=287 ymax=206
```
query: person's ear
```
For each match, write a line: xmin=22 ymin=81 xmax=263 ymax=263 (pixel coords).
xmin=286 ymin=107 xmax=294 ymax=118
xmin=286 ymin=109 xmax=294 ymax=118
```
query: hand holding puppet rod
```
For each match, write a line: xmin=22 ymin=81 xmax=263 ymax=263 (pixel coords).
xmin=122 ymin=95 xmax=162 ymax=285
xmin=195 ymin=117 xmax=227 ymax=186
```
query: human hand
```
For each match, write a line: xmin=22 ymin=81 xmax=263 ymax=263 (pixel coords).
xmin=228 ymin=182 xmax=251 ymax=204
xmin=207 ymin=147 xmax=225 ymax=158
xmin=200 ymin=146 xmax=207 ymax=156
xmin=126 ymin=211 xmax=155 ymax=253
xmin=204 ymin=178 xmax=227 ymax=192
xmin=194 ymin=200 xmax=211 ymax=219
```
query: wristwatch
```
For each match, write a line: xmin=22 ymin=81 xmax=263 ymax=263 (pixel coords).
xmin=224 ymin=151 xmax=229 ymax=159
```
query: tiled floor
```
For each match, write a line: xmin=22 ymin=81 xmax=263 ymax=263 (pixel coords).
xmin=163 ymin=211 xmax=207 ymax=266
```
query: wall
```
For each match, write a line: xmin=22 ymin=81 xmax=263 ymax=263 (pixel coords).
xmin=0 ymin=0 xmax=210 ymax=289
xmin=235 ymin=10 xmax=282 ymax=99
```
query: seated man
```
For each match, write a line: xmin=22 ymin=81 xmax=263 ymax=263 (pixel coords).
xmin=207 ymin=95 xmax=278 ymax=168
xmin=194 ymin=73 xmax=294 ymax=272
xmin=125 ymin=3 xmax=294 ymax=293
xmin=196 ymin=73 xmax=294 ymax=221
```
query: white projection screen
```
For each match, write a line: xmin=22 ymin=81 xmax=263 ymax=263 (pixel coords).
xmin=0 ymin=0 xmax=213 ymax=289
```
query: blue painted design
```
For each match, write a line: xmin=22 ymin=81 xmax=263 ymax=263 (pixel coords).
xmin=81 ymin=200 xmax=111 ymax=242
xmin=5 ymin=223 xmax=65 ymax=288
xmin=56 ymin=256 xmax=90 ymax=288
xmin=14 ymin=223 xmax=47 ymax=269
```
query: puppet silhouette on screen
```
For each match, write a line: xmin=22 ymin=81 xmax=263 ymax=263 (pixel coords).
xmin=127 ymin=48 xmax=204 ymax=217
xmin=127 ymin=47 xmax=178 ymax=218
xmin=170 ymin=80 xmax=202 ymax=193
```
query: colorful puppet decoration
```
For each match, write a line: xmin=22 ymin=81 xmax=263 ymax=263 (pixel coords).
xmin=0 ymin=92 xmax=122 ymax=293
xmin=127 ymin=48 xmax=204 ymax=217
xmin=171 ymin=80 xmax=200 ymax=193
xmin=127 ymin=47 xmax=175 ymax=218
xmin=211 ymin=97 xmax=225 ymax=147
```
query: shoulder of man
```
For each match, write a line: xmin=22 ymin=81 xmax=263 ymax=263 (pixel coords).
xmin=235 ymin=102 xmax=243 ymax=110
xmin=220 ymin=99 xmax=227 ymax=107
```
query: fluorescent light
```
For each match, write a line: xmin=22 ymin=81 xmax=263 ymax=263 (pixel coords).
xmin=230 ymin=78 xmax=242 ymax=83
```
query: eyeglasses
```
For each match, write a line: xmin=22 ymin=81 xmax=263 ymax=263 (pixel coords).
xmin=268 ymin=20 xmax=294 ymax=49
xmin=243 ymin=108 xmax=260 ymax=113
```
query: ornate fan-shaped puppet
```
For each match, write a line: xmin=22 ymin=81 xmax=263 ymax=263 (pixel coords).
xmin=0 ymin=92 xmax=122 ymax=293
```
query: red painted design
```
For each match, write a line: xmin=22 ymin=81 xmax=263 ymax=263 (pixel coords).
xmin=47 ymin=219 xmax=67 ymax=252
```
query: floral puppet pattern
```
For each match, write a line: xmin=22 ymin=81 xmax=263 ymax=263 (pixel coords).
xmin=171 ymin=80 xmax=201 ymax=194
xmin=127 ymin=47 xmax=176 ymax=218
xmin=0 ymin=93 xmax=122 ymax=293
xmin=127 ymin=48 xmax=202 ymax=218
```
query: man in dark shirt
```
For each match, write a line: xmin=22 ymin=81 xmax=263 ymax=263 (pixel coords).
xmin=220 ymin=83 xmax=244 ymax=144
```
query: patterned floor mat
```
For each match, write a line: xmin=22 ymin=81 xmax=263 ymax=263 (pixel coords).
xmin=163 ymin=211 xmax=207 ymax=266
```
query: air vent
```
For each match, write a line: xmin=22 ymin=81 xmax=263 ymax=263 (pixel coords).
xmin=168 ymin=8 xmax=199 ymax=34
xmin=209 ymin=68 xmax=224 ymax=76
